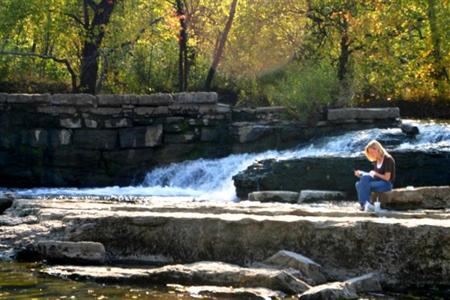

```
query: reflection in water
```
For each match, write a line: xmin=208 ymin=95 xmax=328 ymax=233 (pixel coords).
xmin=1 ymin=262 xmax=447 ymax=299
xmin=0 ymin=261 xmax=193 ymax=300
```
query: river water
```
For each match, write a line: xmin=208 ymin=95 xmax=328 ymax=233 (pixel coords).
xmin=4 ymin=119 xmax=450 ymax=201
xmin=1 ymin=119 xmax=450 ymax=299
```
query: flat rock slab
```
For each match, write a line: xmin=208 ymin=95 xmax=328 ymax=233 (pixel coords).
xmin=43 ymin=261 xmax=310 ymax=294
xmin=327 ymin=108 xmax=399 ymax=121
xmin=298 ymin=190 xmax=346 ymax=203
xmin=379 ymin=186 xmax=450 ymax=209
xmin=248 ymin=191 xmax=299 ymax=203
xmin=36 ymin=241 xmax=105 ymax=264
xmin=2 ymin=197 xmax=450 ymax=290
xmin=298 ymin=281 xmax=358 ymax=300
xmin=298 ymin=273 xmax=382 ymax=300
xmin=263 ymin=250 xmax=327 ymax=285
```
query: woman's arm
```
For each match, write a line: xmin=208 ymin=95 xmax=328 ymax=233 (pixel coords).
xmin=370 ymin=170 xmax=391 ymax=181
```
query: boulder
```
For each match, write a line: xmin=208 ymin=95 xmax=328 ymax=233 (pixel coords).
xmin=233 ymin=150 xmax=450 ymax=199
xmin=36 ymin=241 xmax=105 ymax=264
xmin=0 ymin=192 xmax=14 ymax=214
xmin=378 ymin=186 xmax=450 ymax=210
xmin=248 ymin=191 xmax=299 ymax=203
xmin=344 ymin=272 xmax=382 ymax=293
xmin=400 ymin=123 xmax=419 ymax=136
xmin=43 ymin=262 xmax=310 ymax=294
xmin=298 ymin=281 xmax=358 ymax=300
xmin=298 ymin=190 xmax=346 ymax=203
xmin=263 ymin=250 xmax=327 ymax=285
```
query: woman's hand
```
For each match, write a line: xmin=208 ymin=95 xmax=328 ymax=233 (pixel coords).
xmin=369 ymin=170 xmax=376 ymax=177
xmin=354 ymin=170 xmax=361 ymax=177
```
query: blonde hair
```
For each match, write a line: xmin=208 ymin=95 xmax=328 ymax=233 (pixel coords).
xmin=364 ymin=140 xmax=388 ymax=162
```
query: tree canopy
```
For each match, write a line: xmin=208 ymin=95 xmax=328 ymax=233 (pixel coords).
xmin=0 ymin=0 xmax=448 ymax=116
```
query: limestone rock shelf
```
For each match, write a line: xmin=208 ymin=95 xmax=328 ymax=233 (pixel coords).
xmin=1 ymin=196 xmax=449 ymax=291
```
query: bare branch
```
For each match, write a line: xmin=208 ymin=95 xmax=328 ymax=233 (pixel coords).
xmin=64 ymin=13 xmax=85 ymax=27
xmin=0 ymin=50 xmax=77 ymax=92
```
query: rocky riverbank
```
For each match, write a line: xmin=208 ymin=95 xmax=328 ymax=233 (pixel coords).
xmin=1 ymin=194 xmax=449 ymax=298
xmin=233 ymin=149 xmax=450 ymax=199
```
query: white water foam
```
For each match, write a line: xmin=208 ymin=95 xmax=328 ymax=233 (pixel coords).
xmin=3 ymin=120 xmax=450 ymax=201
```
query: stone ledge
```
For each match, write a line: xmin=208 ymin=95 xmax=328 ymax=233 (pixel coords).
xmin=51 ymin=94 xmax=97 ymax=107
xmin=43 ymin=262 xmax=310 ymax=294
xmin=2 ymin=197 xmax=450 ymax=290
xmin=4 ymin=93 xmax=51 ymax=104
xmin=374 ymin=186 xmax=450 ymax=210
xmin=327 ymin=108 xmax=400 ymax=122
xmin=248 ymin=191 xmax=299 ymax=203
xmin=174 ymin=92 xmax=218 ymax=104
xmin=36 ymin=240 xmax=105 ymax=264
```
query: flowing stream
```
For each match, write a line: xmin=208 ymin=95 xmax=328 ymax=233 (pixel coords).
xmin=3 ymin=120 xmax=450 ymax=201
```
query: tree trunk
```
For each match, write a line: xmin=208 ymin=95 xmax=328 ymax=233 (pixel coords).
xmin=79 ymin=0 xmax=116 ymax=94
xmin=204 ymin=0 xmax=238 ymax=91
xmin=336 ymin=20 xmax=353 ymax=107
xmin=426 ymin=0 xmax=449 ymax=101
xmin=176 ymin=0 xmax=188 ymax=91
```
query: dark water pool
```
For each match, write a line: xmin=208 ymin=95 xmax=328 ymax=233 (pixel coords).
xmin=1 ymin=261 xmax=448 ymax=299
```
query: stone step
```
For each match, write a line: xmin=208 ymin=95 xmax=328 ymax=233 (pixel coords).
xmin=1 ymin=197 xmax=449 ymax=290
xmin=373 ymin=186 xmax=450 ymax=210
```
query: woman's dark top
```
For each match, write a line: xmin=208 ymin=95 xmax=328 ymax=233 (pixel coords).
xmin=374 ymin=154 xmax=396 ymax=182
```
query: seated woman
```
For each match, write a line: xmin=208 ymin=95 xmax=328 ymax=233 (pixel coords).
xmin=354 ymin=140 xmax=396 ymax=211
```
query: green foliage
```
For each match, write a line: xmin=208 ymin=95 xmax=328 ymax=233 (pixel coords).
xmin=0 ymin=0 xmax=448 ymax=112
xmin=262 ymin=61 xmax=339 ymax=120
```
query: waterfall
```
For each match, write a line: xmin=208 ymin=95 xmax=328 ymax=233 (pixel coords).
xmin=5 ymin=120 xmax=450 ymax=200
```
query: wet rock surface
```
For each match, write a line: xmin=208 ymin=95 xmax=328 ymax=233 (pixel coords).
xmin=0 ymin=196 xmax=449 ymax=294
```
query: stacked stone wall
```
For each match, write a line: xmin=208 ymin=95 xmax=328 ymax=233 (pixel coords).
xmin=0 ymin=93 xmax=400 ymax=187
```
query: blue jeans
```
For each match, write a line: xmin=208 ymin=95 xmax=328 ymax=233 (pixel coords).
xmin=355 ymin=175 xmax=392 ymax=207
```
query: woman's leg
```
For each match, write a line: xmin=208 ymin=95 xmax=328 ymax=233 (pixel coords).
xmin=369 ymin=180 xmax=393 ymax=193
xmin=355 ymin=175 xmax=373 ymax=208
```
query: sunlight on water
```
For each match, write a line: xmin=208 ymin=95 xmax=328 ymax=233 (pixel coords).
xmin=3 ymin=120 xmax=450 ymax=201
